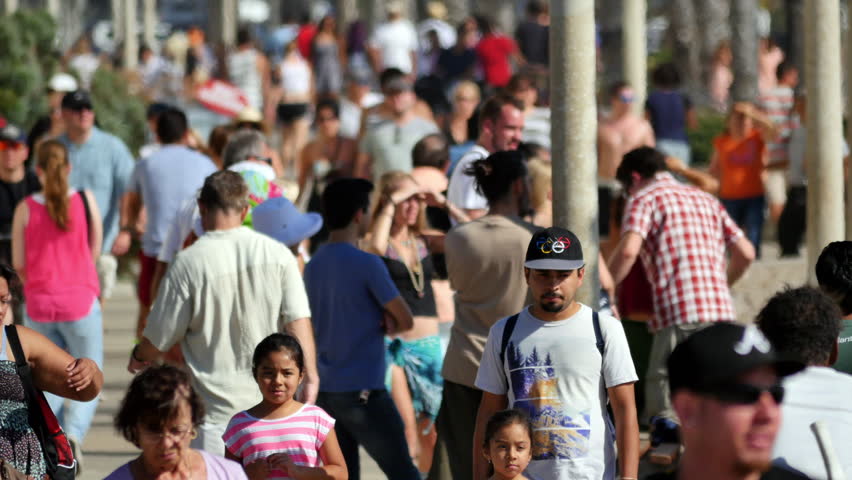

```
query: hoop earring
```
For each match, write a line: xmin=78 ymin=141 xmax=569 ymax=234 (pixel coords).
xmin=190 ymin=429 xmax=198 ymax=440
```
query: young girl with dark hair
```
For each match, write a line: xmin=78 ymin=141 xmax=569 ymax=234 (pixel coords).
xmin=222 ymin=334 xmax=346 ymax=480
xmin=11 ymin=138 xmax=104 ymax=449
xmin=481 ymin=409 xmax=535 ymax=480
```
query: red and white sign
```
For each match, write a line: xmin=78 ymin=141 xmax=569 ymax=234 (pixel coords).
xmin=195 ymin=79 xmax=250 ymax=118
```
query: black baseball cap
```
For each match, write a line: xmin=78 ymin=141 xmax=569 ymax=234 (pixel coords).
xmin=0 ymin=123 xmax=26 ymax=144
xmin=61 ymin=90 xmax=93 ymax=111
xmin=525 ymin=227 xmax=584 ymax=271
xmin=668 ymin=322 xmax=804 ymax=395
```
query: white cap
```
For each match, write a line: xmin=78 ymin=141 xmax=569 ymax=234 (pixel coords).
xmin=48 ymin=73 xmax=78 ymax=93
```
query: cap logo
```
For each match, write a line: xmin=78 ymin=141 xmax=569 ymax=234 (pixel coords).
xmin=537 ymin=236 xmax=571 ymax=254
xmin=733 ymin=325 xmax=771 ymax=356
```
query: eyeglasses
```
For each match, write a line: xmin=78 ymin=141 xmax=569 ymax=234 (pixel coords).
xmin=706 ymin=383 xmax=785 ymax=405
xmin=0 ymin=141 xmax=24 ymax=151
xmin=138 ymin=424 xmax=193 ymax=444
xmin=316 ymin=115 xmax=337 ymax=123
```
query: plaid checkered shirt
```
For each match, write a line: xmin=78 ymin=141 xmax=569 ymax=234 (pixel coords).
xmin=622 ymin=172 xmax=743 ymax=332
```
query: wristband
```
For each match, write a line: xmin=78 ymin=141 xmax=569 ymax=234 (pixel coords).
xmin=131 ymin=344 xmax=144 ymax=362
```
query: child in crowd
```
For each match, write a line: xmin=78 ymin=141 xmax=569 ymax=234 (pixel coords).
xmin=482 ymin=409 xmax=535 ymax=480
xmin=222 ymin=334 xmax=347 ymax=480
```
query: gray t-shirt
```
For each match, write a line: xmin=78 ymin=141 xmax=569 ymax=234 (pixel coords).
xmin=476 ymin=305 xmax=638 ymax=480
xmin=360 ymin=116 xmax=439 ymax=182
xmin=128 ymin=144 xmax=217 ymax=256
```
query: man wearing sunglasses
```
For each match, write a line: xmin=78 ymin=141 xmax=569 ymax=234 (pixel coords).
xmin=57 ymin=90 xmax=135 ymax=300
xmin=645 ymin=322 xmax=808 ymax=480
xmin=0 ymin=123 xmax=40 ymax=268
xmin=757 ymin=287 xmax=852 ymax=479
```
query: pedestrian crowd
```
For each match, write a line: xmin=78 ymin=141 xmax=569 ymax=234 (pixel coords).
xmin=0 ymin=3 xmax=849 ymax=480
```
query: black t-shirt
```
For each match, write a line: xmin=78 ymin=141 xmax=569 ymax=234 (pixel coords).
xmin=0 ymin=170 xmax=41 ymax=237
xmin=515 ymin=21 xmax=549 ymax=66
xmin=644 ymin=466 xmax=812 ymax=480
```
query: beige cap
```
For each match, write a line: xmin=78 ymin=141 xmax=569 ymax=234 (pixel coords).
xmin=426 ymin=1 xmax=447 ymax=20
xmin=386 ymin=0 xmax=404 ymax=15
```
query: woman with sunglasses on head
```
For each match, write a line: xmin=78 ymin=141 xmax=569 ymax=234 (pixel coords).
xmin=364 ymin=171 xmax=468 ymax=474
xmin=107 ymin=364 xmax=247 ymax=479
xmin=11 ymin=139 xmax=105 ymax=457
xmin=0 ymin=263 xmax=102 ymax=478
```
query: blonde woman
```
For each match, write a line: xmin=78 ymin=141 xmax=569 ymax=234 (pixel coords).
xmin=364 ymin=171 xmax=467 ymax=473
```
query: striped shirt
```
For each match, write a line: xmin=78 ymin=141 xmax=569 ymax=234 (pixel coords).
xmin=222 ymin=405 xmax=335 ymax=479
xmin=759 ymin=86 xmax=795 ymax=165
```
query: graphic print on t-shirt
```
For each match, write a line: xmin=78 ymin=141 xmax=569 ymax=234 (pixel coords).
xmin=507 ymin=342 xmax=591 ymax=460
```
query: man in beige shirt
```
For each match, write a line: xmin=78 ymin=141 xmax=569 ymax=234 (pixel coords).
xmin=128 ymin=171 xmax=317 ymax=456
xmin=430 ymin=150 xmax=538 ymax=480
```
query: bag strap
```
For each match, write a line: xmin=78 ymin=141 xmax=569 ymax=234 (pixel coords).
xmin=592 ymin=310 xmax=604 ymax=356
xmin=4 ymin=326 xmax=45 ymax=431
xmin=78 ymin=190 xmax=91 ymax=242
xmin=499 ymin=313 xmax=521 ymax=368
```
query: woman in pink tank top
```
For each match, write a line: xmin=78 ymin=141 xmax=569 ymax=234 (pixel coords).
xmin=10 ymin=139 xmax=105 ymax=446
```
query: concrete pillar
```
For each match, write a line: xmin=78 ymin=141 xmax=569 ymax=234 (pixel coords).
xmin=805 ymin=0 xmax=845 ymax=282
xmin=3 ymin=0 xmax=17 ymax=15
xmin=622 ymin=0 xmax=647 ymax=114
xmin=143 ymin=0 xmax=157 ymax=49
xmin=730 ymin=0 xmax=760 ymax=102
xmin=46 ymin=0 xmax=60 ymax=18
xmin=210 ymin=0 xmax=238 ymax=48
xmin=550 ymin=0 xmax=599 ymax=305
xmin=123 ymin=0 xmax=139 ymax=70
xmin=847 ymin=0 xmax=852 ymax=240
xmin=112 ymin=0 xmax=124 ymax=46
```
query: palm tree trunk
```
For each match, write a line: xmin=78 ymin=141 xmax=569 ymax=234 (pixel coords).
xmin=730 ymin=0 xmax=760 ymax=102
xmin=668 ymin=0 xmax=702 ymax=100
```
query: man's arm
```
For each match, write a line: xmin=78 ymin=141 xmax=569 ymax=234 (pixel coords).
xmin=284 ymin=317 xmax=319 ymax=404
xmin=354 ymin=151 xmax=371 ymax=180
xmin=127 ymin=336 xmax=164 ymax=373
xmin=114 ymin=191 xmax=141 ymax=256
xmin=382 ymin=296 xmax=414 ymax=334
xmin=727 ymin=236 xmax=755 ymax=286
xmin=607 ymin=231 xmax=644 ymax=286
xmin=473 ymin=392 xmax=508 ymax=480
xmin=608 ymin=382 xmax=639 ymax=479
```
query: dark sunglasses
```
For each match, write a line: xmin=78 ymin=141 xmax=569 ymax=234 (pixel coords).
xmin=706 ymin=383 xmax=785 ymax=405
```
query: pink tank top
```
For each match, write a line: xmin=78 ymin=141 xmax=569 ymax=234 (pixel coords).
xmin=23 ymin=192 xmax=99 ymax=322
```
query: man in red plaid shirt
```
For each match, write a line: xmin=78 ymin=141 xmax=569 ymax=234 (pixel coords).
xmin=607 ymin=146 xmax=756 ymax=425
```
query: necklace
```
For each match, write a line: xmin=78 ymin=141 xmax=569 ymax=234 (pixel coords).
xmin=393 ymin=236 xmax=425 ymax=298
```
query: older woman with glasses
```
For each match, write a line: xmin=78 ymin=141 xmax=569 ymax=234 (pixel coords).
xmin=106 ymin=365 xmax=247 ymax=479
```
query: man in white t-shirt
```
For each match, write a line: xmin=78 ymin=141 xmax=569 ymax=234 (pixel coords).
xmin=367 ymin=1 xmax=419 ymax=76
xmin=474 ymin=227 xmax=639 ymax=480
xmin=447 ymin=94 xmax=525 ymax=220
xmin=757 ymin=286 xmax=852 ymax=479
xmin=127 ymin=171 xmax=318 ymax=456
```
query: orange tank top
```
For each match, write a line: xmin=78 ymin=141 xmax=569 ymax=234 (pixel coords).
xmin=714 ymin=130 xmax=766 ymax=199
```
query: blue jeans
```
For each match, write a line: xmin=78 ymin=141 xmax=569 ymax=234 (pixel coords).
xmin=317 ymin=389 xmax=420 ymax=480
xmin=24 ymin=299 xmax=103 ymax=442
xmin=721 ymin=196 xmax=765 ymax=257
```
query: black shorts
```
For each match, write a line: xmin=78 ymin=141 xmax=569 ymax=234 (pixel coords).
xmin=276 ymin=103 xmax=309 ymax=124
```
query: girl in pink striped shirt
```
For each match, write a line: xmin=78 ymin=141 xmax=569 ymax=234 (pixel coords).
xmin=223 ymin=334 xmax=347 ymax=480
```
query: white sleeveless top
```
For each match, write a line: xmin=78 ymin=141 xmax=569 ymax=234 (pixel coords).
xmin=228 ymin=49 xmax=263 ymax=110
xmin=279 ymin=59 xmax=311 ymax=97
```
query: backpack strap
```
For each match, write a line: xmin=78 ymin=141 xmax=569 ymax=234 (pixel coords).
xmin=499 ymin=313 xmax=520 ymax=368
xmin=592 ymin=310 xmax=604 ymax=356
xmin=78 ymin=190 xmax=91 ymax=242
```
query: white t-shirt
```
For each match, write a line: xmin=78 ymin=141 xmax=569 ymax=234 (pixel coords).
xmin=475 ymin=305 xmax=638 ymax=480
xmin=772 ymin=366 xmax=852 ymax=479
xmin=368 ymin=19 xmax=419 ymax=74
xmin=145 ymin=227 xmax=312 ymax=426
xmin=447 ymin=144 xmax=490 ymax=212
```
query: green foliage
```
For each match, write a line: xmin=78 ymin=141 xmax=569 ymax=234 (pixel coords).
xmin=0 ymin=9 xmax=145 ymax=157
xmin=89 ymin=68 xmax=146 ymax=157
xmin=688 ymin=109 xmax=726 ymax=167
xmin=0 ymin=9 xmax=56 ymax=128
